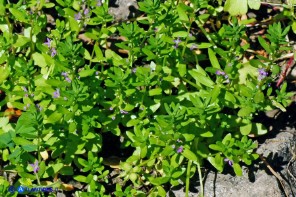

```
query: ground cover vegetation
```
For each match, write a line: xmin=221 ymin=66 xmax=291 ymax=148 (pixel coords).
xmin=0 ymin=0 xmax=295 ymax=196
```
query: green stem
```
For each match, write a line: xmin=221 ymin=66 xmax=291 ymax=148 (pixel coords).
xmin=5 ymin=15 xmax=15 ymax=55
xmin=185 ymin=160 xmax=192 ymax=197
xmin=197 ymin=163 xmax=204 ymax=197
xmin=88 ymin=41 xmax=98 ymax=67
xmin=30 ymin=16 xmax=35 ymax=57
xmin=182 ymin=77 xmax=200 ymax=89
xmin=195 ymin=19 xmax=217 ymax=49
xmin=181 ymin=21 xmax=193 ymax=57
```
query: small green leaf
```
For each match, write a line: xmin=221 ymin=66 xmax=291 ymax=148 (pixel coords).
xmin=148 ymin=176 xmax=170 ymax=186
xmin=233 ymin=163 xmax=243 ymax=176
xmin=79 ymin=69 xmax=95 ymax=77
xmin=224 ymin=0 xmax=248 ymax=16
xmin=182 ymin=148 xmax=198 ymax=162
xmin=248 ymin=0 xmax=261 ymax=10
xmin=0 ymin=64 xmax=10 ymax=83
xmin=9 ymin=8 xmax=28 ymax=22
xmin=254 ymin=91 xmax=264 ymax=103
xmin=189 ymin=70 xmax=214 ymax=88
xmin=272 ymin=100 xmax=286 ymax=112
xmin=32 ymin=53 xmax=47 ymax=68
xmin=172 ymin=31 xmax=188 ymax=38
xmin=238 ymin=107 xmax=253 ymax=117
xmin=208 ymin=155 xmax=223 ymax=172
xmin=258 ymin=37 xmax=272 ymax=54
xmin=177 ymin=3 xmax=189 ymax=22
xmin=251 ymin=123 xmax=267 ymax=136
xmin=208 ymin=48 xmax=221 ymax=69
xmin=240 ymin=123 xmax=252 ymax=135
xmin=74 ymin=175 xmax=88 ymax=183
xmin=149 ymin=88 xmax=162 ymax=96
xmin=177 ymin=63 xmax=186 ymax=77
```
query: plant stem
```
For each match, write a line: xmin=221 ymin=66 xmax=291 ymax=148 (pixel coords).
xmin=185 ymin=160 xmax=192 ymax=197
xmin=197 ymin=163 xmax=204 ymax=197
xmin=195 ymin=19 xmax=217 ymax=49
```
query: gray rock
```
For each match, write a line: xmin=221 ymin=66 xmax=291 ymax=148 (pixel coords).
xmin=168 ymin=130 xmax=296 ymax=197
xmin=108 ymin=0 xmax=140 ymax=21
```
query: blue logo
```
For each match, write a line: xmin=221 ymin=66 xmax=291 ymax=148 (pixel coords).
xmin=17 ymin=186 xmax=25 ymax=193
xmin=8 ymin=186 xmax=15 ymax=193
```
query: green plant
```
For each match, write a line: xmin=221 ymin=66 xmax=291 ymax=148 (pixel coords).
xmin=0 ymin=0 xmax=294 ymax=197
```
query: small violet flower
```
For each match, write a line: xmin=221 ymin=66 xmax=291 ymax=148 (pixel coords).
xmin=53 ymin=88 xmax=60 ymax=98
xmin=173 ymin=37 xmax=181 ymax=48
xmin=258 ymin=68 xmax=268 ymax=81
xmin=120 ymin=110 xmax=128 ymax=114
xmin=83 ymin=8 xmax=89 ymax=15
xmin=61 ymin=72 xmax=68 ymax=77
xmin=74 ymin=12 xmax=82 ymax=20
xmin=224 ymin=158 xmax=233 ymax=166
xmin=177 ymin=146 xmax=183 ymax=153
xmin=65 ymin=77 xmax=71 ymax=83
xmin=132 ymin=68 xmax=137 ymax=73
xmin=22 ymin=86 xmax=28 ymax=92
xmin=30 ymin=161 xmax=40 ymax=173
xmin=190 ymin=44 xmax=198 ymax=51
xmin=36 ymin=104 xmax=42 ymax=111
xmin=51 ymin=47 xmax=57 ymax=57
xmin=23 ymin=103 xmax=30 ymax=111
xmin=216 ymin=70 xmax=225 ymax=76
xmin=109 ymin=107 xmax=113 ymax=111
xmin=96 ymin=0 xmax=102 ymax=6
xmin=44 ymin=38 xmax=51 ymax=47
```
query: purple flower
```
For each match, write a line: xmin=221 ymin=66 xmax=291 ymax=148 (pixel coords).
xmin=109 ymin=107 xmax=113 ymax=111
xmin=53 ymin=88 xmax=60 ymax=98
xmin=96 ymin=0 xmax=102 ymax=6
xmin=224 ymin=158 xmax=233 ymax=166
xmin=25 ymin=94 xmax=28 ymax=97
xmin=61 ymin=72 xmax=68 ymax=77
xmin=44 ymin=38 xmax=51 ymax=47
xmin=258 ymin=68 xmax=268 ymax=81
xmin=51 ymin=47 xmax=57 ymax=57
xmin=83 ymin=8 xmax=89 ymax=15
xmin=173 ymin=37 xmax=182 ymax=48
xmin=30 ymin=161 xmax=39 ymax=173
xmin=132 ymin=68 xmax=137 ymax=73
xmin=96 ymin=71 xmax=99 ymax=75
xmin=22 ymin=86 xmax=28 ymax=92
xmin=74 ymin=12 xmax=82 ymax=20
xmin=190 ymin=44 xmax=197 ymax=51
xmin=177 ymin=146 xmax=183 ymax=153
xmin=216 ymin=70 xmax=225 ymax=76
xmin=23 ymin=103 xmax=30 ymax=111
xmin=120 ymin=110 xmax=128 ymax=114
xmin=36 ymin=104 xmax=42 ymax=111
xmin=65 ymin=77 xmax=71 ymax=83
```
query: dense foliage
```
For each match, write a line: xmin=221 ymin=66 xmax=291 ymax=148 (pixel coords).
xmin=0 ymin=0 xmax=295 ymax=196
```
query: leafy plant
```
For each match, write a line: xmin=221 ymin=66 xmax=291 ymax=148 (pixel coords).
xmin=0 ymin=0 xmax=294 ymax=197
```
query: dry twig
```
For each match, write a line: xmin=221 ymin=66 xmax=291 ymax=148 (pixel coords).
xmin=259 ymin=154 xmax=290 ymax=197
